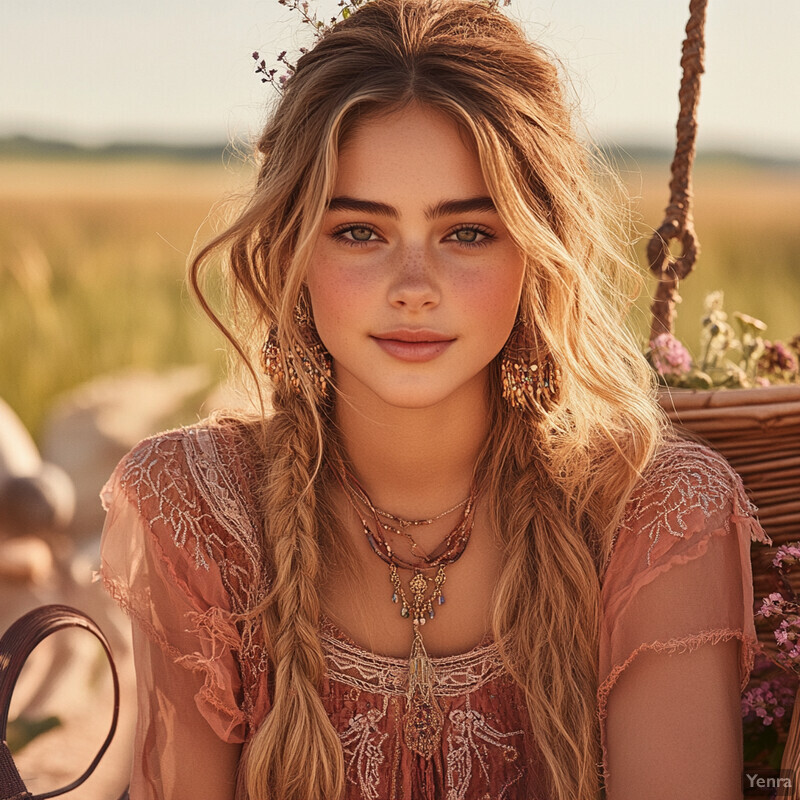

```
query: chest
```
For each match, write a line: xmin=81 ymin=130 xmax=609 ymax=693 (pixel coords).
xmin=318 ymin=504 xmax=504 ymax=659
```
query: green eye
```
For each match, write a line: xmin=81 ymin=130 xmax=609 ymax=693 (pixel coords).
xmin=455 ymin=229 xmax=478 ymax=243
xmin=350 ymin=227 xmax=373 ymax=241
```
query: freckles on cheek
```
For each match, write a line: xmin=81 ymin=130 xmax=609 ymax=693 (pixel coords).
xmin=310 ymin=269 xmax=371 ymax=328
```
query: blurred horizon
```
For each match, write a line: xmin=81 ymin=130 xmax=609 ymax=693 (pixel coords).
xmin=3 ymin=132 xmax=800 ymax=170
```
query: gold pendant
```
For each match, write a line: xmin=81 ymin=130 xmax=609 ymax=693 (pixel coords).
xmin=403 ymin=626 xmax=443 ymax=759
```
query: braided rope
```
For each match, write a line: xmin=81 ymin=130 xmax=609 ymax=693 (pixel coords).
xmin=648 ymin=0 xmax=708 ymax=342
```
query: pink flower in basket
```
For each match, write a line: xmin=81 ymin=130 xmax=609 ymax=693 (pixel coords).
xmin=757 ymin=592 xmax=789 ymax=619
xmin=756 ymin=545 xmax=800 ymax=674
xmin=776 ymin=618 xmax=800 ymax=662
xmin=742 ymin=678 xmax=793 ymax=727
xmin=648 ymin=332 xmax=693 ymax=378
xmin=774 ymin=545 xmax=800 ymax=570
xmin=759 ymin=340 xmax=800 ymax=380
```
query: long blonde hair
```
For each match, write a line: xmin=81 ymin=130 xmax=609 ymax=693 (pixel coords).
xmin=190 ymin=1 xmax=669 ymax=797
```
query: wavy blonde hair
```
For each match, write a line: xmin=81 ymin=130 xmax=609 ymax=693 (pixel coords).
xmin=190 ymin=0 xmax=669 ymax=797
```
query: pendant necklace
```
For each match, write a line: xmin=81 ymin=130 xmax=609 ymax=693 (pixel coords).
xmin=338 ymin=467 xmax=478 ymax=759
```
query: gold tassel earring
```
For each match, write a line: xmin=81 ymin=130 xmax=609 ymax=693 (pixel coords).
xmin=500 ymin=319 xmax=561 ymax=414
xmin=261 ymin=301 xmax=332 ymax=399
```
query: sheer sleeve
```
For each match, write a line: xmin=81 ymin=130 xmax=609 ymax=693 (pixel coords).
xmin=99 ymin=429 xmax=264 ymax=798
xmin=598 ymin=441 xmax=771 ymax=798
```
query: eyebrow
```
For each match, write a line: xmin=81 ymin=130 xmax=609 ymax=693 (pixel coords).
xmin=426 ymin=197 xmax=496 ymax=219
xmin=327 ymin=195 xmax=497 ymax=220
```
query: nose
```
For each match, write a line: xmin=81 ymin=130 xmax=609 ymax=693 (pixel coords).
xmin=386 ymin=248 xmax=441 ymax=311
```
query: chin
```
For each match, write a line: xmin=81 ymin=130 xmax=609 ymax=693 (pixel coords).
xmin=366 ymin=378 xmax=483 ymax=411
xmin=333 ymin=363 xmax=490 ymax=412
xmin=380 ymin=393 xmax=452 ymax=411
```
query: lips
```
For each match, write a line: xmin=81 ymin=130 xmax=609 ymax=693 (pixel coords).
xmin=372 ymin=329 xmax=453 ymax=343
xmin=371 ymin=329 xmax=455 ymax=362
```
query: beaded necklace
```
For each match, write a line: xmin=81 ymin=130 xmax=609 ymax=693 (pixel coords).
xmin=337 ymin=466 xmax=479 ymax=758
xmin=344 ymin=477 xmax=469 ymax=559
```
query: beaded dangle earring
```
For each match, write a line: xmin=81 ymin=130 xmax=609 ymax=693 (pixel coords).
xmin=261 ymin=297 xmax=332 ymax=399
xmin=500 ymin=318 xmax=561 ymax=414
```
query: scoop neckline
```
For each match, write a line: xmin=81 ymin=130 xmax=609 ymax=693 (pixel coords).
xmin=318 ymin=612 xmax=498 ymax=665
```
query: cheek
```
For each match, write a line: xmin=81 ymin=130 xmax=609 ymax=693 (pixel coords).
xmin=458 ymin=264 xmax=524 ymax=332
xmin=306 ymin=260 xmax=374 ymax=337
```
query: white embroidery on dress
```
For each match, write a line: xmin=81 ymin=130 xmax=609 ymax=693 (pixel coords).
xmin=115 ymin=421 xmax=272 ymax=702
xmin=320 ymin=625 xmax=505 ymax=697
xmin=446 ymin=695 xmax=524 ymax=800
xmin=339 ymin=695 xmax=389 ymax=800
xmin=183 ymin=426 xmax=264 ymax=591
xmin=614 ymin=440 xmax=757 ymax=566
xmin=119 ymin=437 xmax=219 ymax=571
xmin=118 ymin=424 xmax=267 ymax=599
xmin=323 ymin=623 xmax=528 ymax=798
xmin=182 ymin=426 xmax=270 ymax=668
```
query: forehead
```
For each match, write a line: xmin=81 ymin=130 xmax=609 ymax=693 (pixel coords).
xmin=332 ymin=104 xmax=489 ymax=202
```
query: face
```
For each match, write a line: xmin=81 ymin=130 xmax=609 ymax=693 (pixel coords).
xmin=306 ymin=104 xmax=525 ymax=411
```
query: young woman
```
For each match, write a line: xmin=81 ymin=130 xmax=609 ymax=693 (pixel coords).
xmin=99 ymin=0 xmax=768 ymax=797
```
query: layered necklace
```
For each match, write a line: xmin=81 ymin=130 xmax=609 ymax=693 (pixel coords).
xmin=338 ymin=466 xmax=479 ymax=759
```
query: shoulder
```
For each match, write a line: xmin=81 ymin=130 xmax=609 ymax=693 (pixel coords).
xmin=610 ymin=437 xmax=763 ymax=571
xmin=102 ymin=416 xmax=266 ymax=586
xmin=622 ymin=437 xmax=753 ymax=529
xmin=106 ymin=416 xmax=260 ymax=510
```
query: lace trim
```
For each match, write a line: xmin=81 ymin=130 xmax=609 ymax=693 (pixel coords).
xmin=109 ymin=421 xmax=271 ymax=740
xmin=320 ymin=622 xmax=506 ymax=697
xmin=115 ymin=423 xmax=270 ymax=661
xmin=180 ymin=425 xmax=271 ymax=675
xmin=116 ymin=431 xmax=221 ymax=573
xmin=116 ymin=424 xmax=264 ymax=584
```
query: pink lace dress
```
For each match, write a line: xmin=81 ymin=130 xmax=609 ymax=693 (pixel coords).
xmin=99 ymin=420 xmax=768 ymax=799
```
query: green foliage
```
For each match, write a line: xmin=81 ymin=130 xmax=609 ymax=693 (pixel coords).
xmin=6 ymin=715 xmax=62 ymax=753
xmin=0 ymin=159 xmax=242 ymax=438
xmin=625 ymin=162 xmax=800 ymax=361
xmin=645 ymin=291 xmax=799 ymax=390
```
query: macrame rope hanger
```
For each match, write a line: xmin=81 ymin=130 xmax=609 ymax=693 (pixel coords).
xmin=648 ymin=0 xmax=708 ymax=344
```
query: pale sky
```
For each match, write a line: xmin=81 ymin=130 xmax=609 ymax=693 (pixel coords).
xmin=2 ymin=0 xmax=799 ymax=158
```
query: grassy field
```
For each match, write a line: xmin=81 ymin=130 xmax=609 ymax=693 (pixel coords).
xmin=1 ymin=154 xmax=799 ymax=438
xmin=625 ymin=159 xmax=800 ymax=350
xmin=0 ymin=158 xmax=253 ymax=437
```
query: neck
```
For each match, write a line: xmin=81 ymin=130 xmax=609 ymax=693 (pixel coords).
xmin=334 ymin=376 xmax=491 ymax=518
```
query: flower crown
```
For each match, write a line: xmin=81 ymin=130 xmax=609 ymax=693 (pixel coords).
xmin=253 ymin=0 xmax=510 ymax=91
xmin=253 ymin=0 xmax=370 ymax=90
